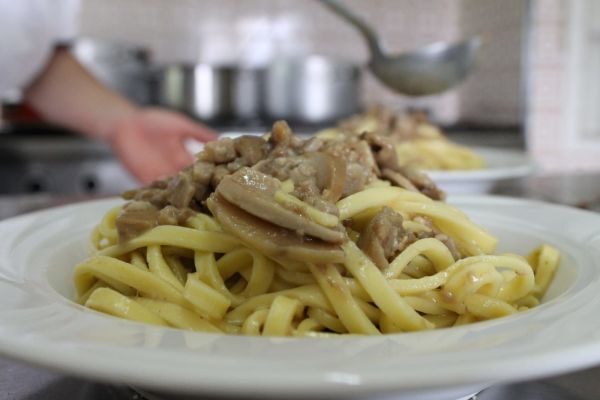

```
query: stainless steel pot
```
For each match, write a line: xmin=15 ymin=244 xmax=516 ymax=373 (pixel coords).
xmin=264 ymin=56 xmax=361 ymax=124
xmin=154 ymin=64 xmax=265 ymax=123
xmin=156 ymin=64 xmax=234 ymax=121
xmin=154 ymin=57 xmax=361 ymax=125
xmin=232 ymin=67 xmax=265 ymax=122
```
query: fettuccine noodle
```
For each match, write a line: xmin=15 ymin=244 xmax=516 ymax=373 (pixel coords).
xmin=74 ymin=186 xmax=559 ymax=336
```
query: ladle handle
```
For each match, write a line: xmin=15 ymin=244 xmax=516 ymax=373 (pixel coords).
xmin=318 ymin=0 xmax=383 ymax=58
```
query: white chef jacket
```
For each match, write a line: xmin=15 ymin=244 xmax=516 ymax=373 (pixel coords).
xmin=0 ymin=0 xmax=80 ymax=99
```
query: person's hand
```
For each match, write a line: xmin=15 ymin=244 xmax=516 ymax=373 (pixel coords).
xmin=109 ymin=108 xmax=218 ymax=184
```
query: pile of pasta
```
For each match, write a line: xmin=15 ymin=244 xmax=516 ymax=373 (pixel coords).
xmin=394 ymin=136 xmax=484 ymax=171
xmin=74 ymin=186 xmax=560 ymax=336
xmin=317 ymin=110 xmax=485 ymax=171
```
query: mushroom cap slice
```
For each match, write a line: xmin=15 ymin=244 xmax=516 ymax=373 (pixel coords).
xmin=304 ymin=152 xmax=347 ymax=202
xmin=207 ymin=193 xmax=345 ymax=264
xmin=216 ymin=167 xmax=345 ymax=244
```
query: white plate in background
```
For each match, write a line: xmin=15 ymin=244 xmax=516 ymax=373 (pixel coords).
xmin=427 ymin=147 xmax=534 ymax=195
xmin=0 ymin=197 xmax=599 ymax=399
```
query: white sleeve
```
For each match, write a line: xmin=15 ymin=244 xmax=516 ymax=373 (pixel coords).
xmin=53 ymin=0 xmax=81 ymax=42
xmin=0 ymin=0 xmax=81 ymax=99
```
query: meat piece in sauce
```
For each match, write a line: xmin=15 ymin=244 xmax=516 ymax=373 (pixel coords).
xmin=319 ymin=137 xmax=379 ymax=197
xmin=357 ymin=209 xmax=461 ymax=269
xmin=198 ymin=137 xmax=237 ymax=164
xmin=115 ymin=201 xmax=159 ymax=242
xmin=412 ymin=216 xmax=461 ymax=260
xmin=166 ymin=170 xmax=196 ymax=209
xmin=357 ymin=207 xmax=407 ymax=269
xmin=363 ymin=131 xmax=445 ymax=201
xmin=234 ymin=135 xmax=270 ymax=166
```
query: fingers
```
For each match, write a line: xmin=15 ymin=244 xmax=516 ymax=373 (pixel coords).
xmin=112 ymin=125 xmax=175 ymax=184
xmin=175 ymin=115 xmax=219 ymax=142
xmin=161 ymin=114 xmax=213 ymax=170
xmin=164 ymin=134 xmax=195 ymax=172
xmin=111 ymin=110 xmax=218 ymax=184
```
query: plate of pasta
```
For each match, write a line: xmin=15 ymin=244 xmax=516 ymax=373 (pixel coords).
xmin=0 ymin=123 xmax=599 ymax=400
xmin=317 ymin=107 xmax=534 ymax=194
xmin=316 ymin=107 xmax=487 ymax=172
xmin=426 ymin=146 xmax=534 ymax=194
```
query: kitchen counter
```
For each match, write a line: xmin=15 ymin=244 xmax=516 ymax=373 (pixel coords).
xmin=1 ymin=172 xmax=600 ymax=400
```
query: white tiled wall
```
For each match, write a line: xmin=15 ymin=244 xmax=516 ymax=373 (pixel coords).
xmin=457 ymin=0 xmax=526 ymax=126
xmin=78 ymin=0 xmax=524 ymax=126
xmin=525 ymin=0 xmax=600 ymax=172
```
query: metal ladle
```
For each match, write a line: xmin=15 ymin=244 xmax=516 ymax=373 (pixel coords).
xmin=319 ymin=0 xmax=481 ymax=96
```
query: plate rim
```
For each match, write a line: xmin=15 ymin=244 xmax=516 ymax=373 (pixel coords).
xmin=426 ymin=147 xmax=534 ymax=182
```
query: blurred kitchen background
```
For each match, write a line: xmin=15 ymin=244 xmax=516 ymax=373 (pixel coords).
xmin=1 ymin=0 xmax=599 ymax=201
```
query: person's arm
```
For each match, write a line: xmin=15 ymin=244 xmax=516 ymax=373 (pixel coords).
xmin=23 ymin=47 xmax=217 ymax=183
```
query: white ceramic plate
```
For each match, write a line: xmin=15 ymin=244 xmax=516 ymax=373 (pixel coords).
xmin=427 ymin=147 xmax=534 ymax=194
xmin=0 ymin=196 xmax=599 ymax=400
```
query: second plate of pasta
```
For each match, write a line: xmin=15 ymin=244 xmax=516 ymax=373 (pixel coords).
xmin=427 ymin=147 xmax=534 ymax=194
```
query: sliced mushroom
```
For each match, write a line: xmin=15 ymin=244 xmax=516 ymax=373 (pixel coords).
xmin=381 ymin=168 xmax=419 ymax=193
xmin=216 ymin=167 xmax=345 ymax=243
xmin=304 ymin=152 xmax=347 ymax=202
xmin=207 ymin=193 xmax=345 ymax=264
xmin=396 ymin=166 xmax=445 ymax=201
xmin=363 ymin=131 xmax=400 ymax=171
